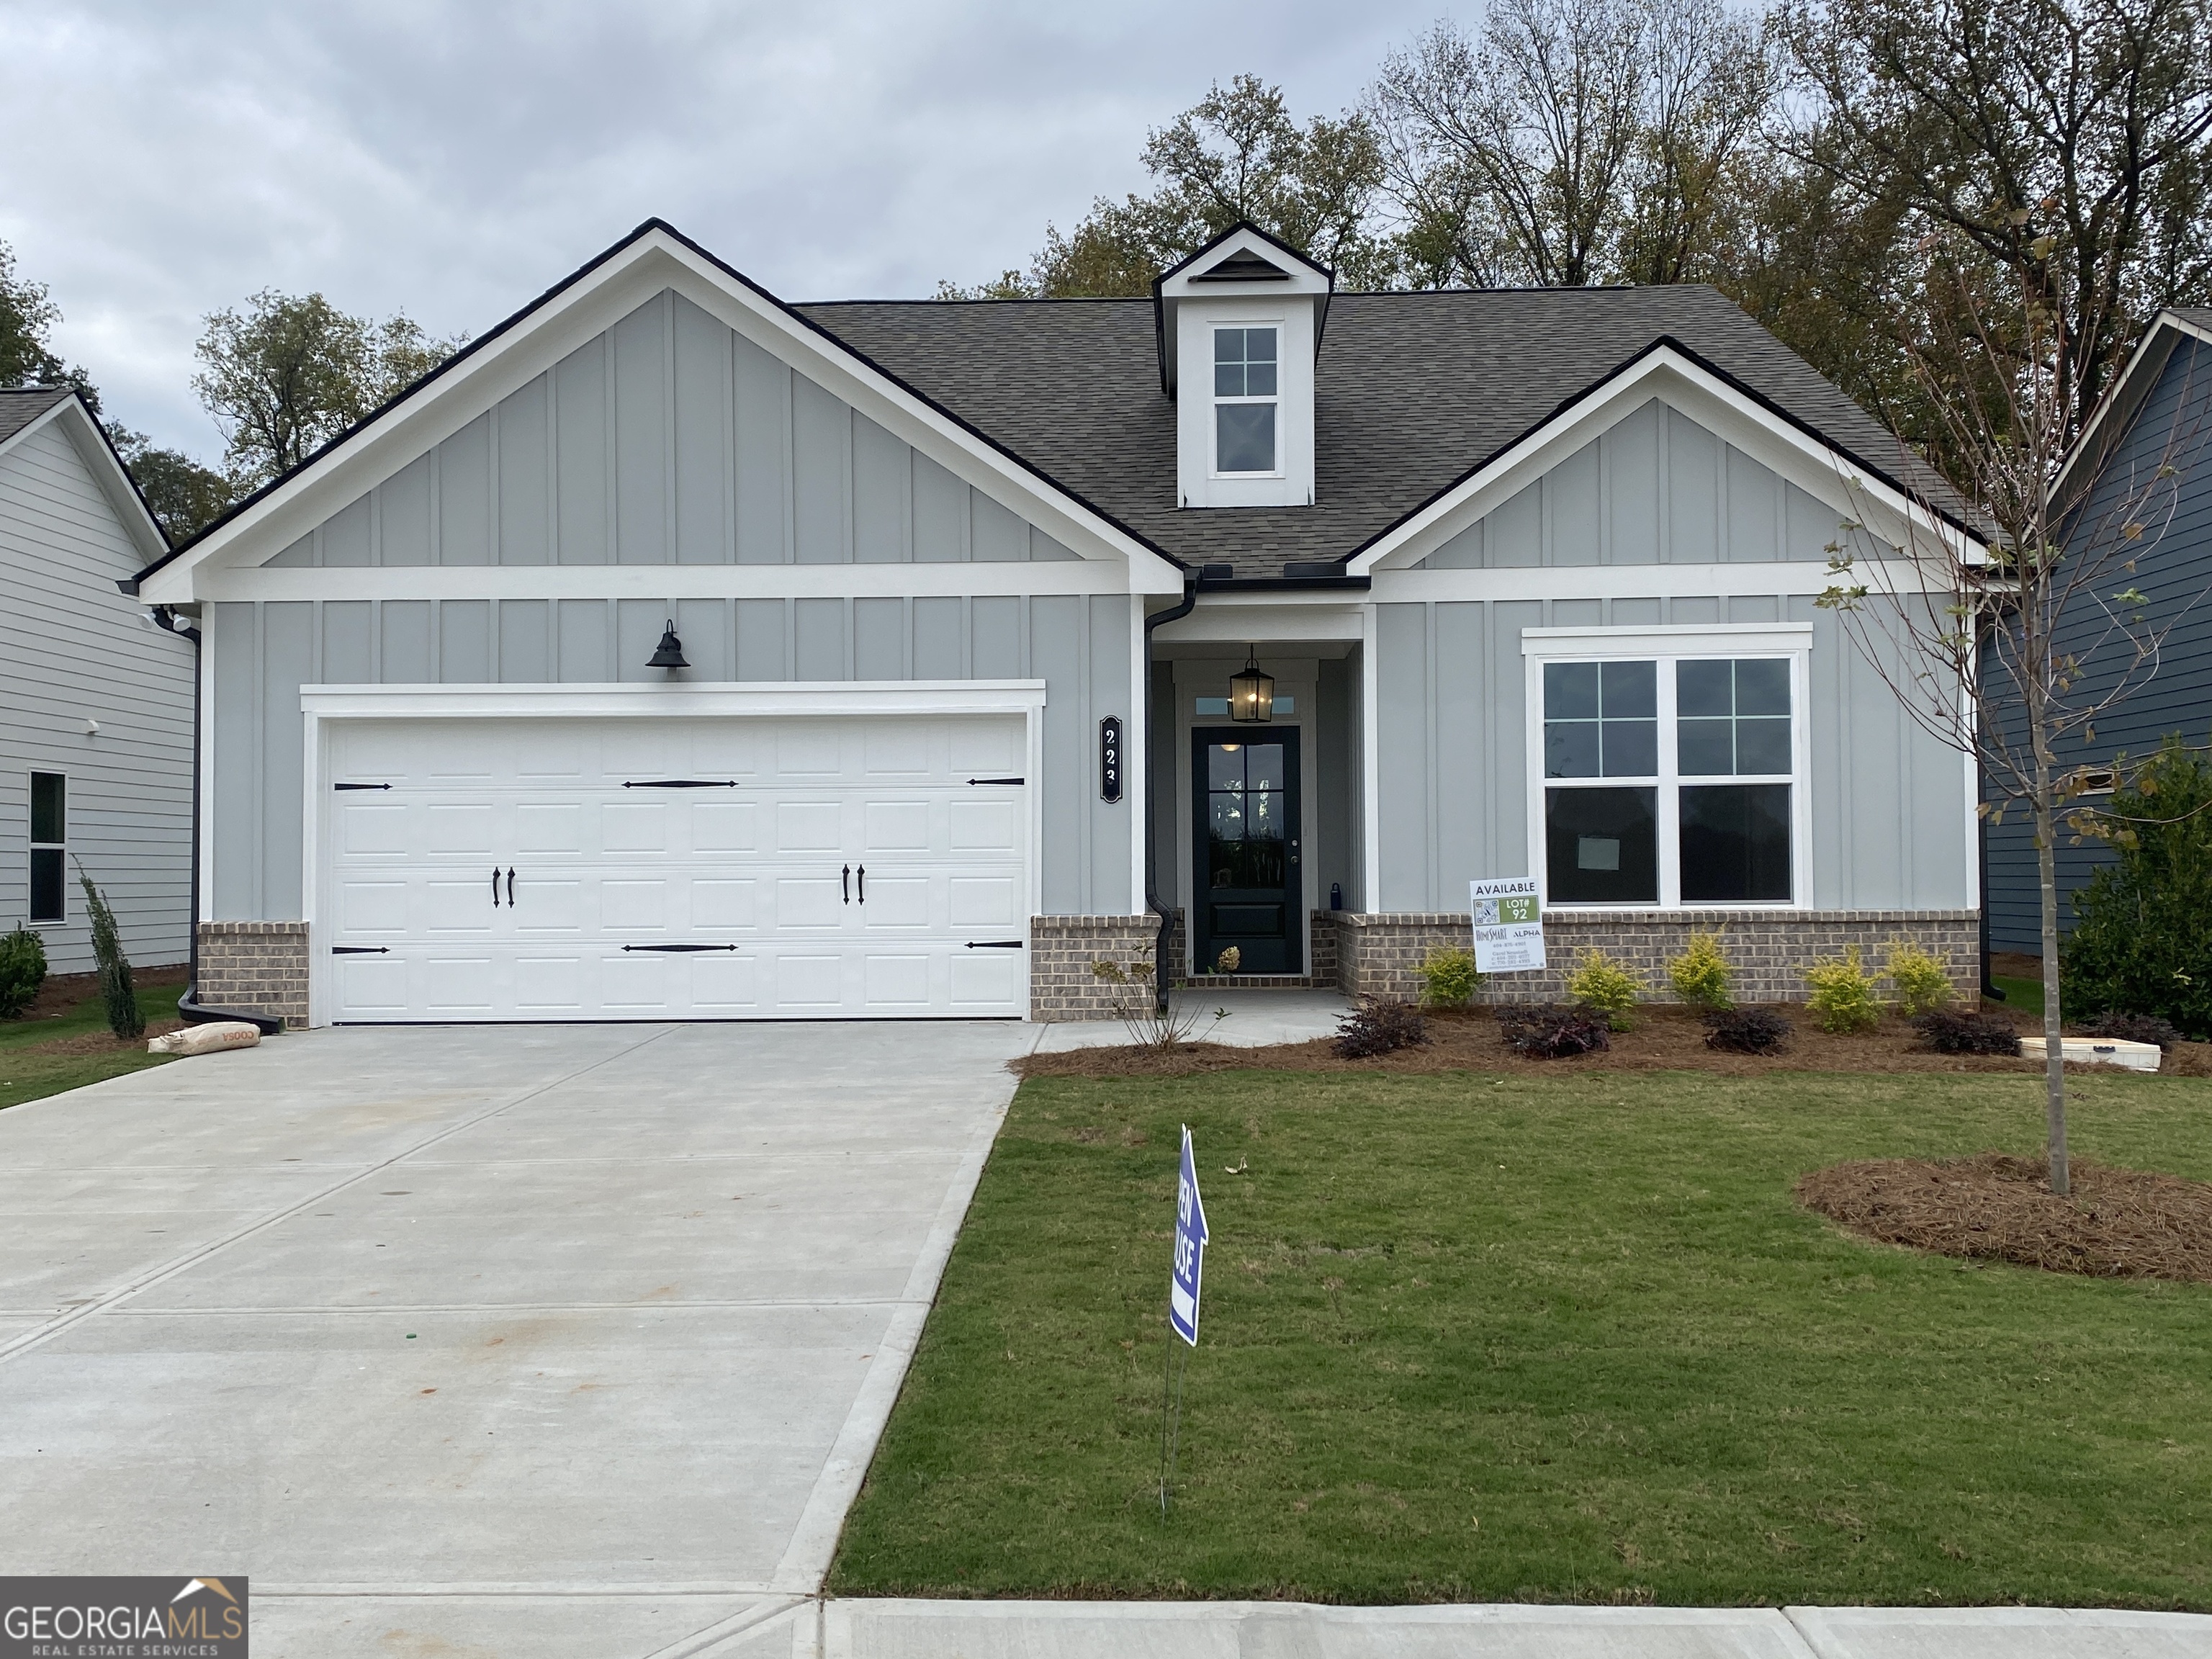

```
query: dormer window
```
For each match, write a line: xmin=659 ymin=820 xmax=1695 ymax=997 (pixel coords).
xmin=1213 ymin=327 xmax=1280 ymax=475
xmin=1156 ymin=222 xmax=1331 ymax=511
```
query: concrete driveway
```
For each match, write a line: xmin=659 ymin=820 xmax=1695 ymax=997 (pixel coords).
xmin=0 ymin=1020 xmax=1034 ymax=1658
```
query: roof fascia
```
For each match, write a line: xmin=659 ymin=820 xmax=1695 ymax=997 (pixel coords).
xmin=142 ymin=224 xmax=1182 ymax=603
xmin=2053 ymin=310 xmax=2212 ymax=505
xmin=1350 ymin=343 xmax=1984 ymax=575
xmin=1 ymin=394 xmax=170 ymax=567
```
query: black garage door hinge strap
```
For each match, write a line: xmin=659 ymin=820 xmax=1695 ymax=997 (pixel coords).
xmin=332 ymin=945 xmax=390 ymax=954
xmin=966 ymin=776 xmax=1024 ymax=786
xmin=623 ymin=779 xmax=739 ymax=788
xmin=965 ymin=940 xmax=1025 ymax=949
xmin=621 ymin=943 xmax=741 ymax=952
xmin=333 ymin=782 xmax=392 ymax=791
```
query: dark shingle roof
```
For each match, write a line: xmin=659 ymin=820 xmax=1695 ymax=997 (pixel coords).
xmin=0 ymin=385 xmax=74 ymax=449
xmin=798 ymin=285 xmax=1960 ymax=576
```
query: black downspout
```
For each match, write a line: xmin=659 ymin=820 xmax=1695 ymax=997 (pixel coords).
xmin=151 ymin=606 xmax=283 ymax=1034
xmin=1143 ymin=578 xmax=1199 ymax=1012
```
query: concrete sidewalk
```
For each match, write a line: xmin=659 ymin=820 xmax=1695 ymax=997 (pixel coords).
xmin=1031 ymin=989 xmax=1354 ymax=1051
xmin=685 ymin=1599 xmax=2212 ymax=1658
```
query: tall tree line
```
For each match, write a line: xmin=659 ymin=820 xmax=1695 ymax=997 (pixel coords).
xmin=948 ymin=0 xmax=2212 ymax=463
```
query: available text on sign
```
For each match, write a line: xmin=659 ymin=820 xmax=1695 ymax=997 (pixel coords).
xmin=1470 ymin=877 xmax=1545 ymax=973
xmin=1168 ymin=1125 xmax=1208 ymax=1347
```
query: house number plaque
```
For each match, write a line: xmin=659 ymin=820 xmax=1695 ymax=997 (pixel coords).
xmin=1099 ymin=716 xmax=1124 ymax=803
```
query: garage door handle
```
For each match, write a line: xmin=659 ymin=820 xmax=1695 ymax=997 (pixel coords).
xmin=842 ymin=864 xmax=850 ymax=904
xmin=491 ymin=867 xmax=503 ymax=907
xmin=966 ymin=940 xmax=1025 ymax=949
xmin=857 ymin=865 xmax=866 ymax=903
xmin=966 ymin=776 xmax=1025 ymax=786
xmin=621 ymin=943 xmax=739 ymax=953
xmin=506 ymin=868 xmax=516 ymax=907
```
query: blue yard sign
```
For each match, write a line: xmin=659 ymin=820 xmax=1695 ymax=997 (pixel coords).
xmin=1169 ymin=1125 xmax=1209 ymax=1346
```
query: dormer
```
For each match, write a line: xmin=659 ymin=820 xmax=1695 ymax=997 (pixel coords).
xmin=1155 ymin=223 xmax=1333 ymax=510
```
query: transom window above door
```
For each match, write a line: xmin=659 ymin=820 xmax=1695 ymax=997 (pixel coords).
xmin=1213 ymin=326 xmax=1279 ymax=475
xmin=1530 ymin=635 xmax=1806 ymax=909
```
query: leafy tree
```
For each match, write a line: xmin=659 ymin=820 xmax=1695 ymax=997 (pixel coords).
xmin=940 ymin=76 xmax=1388 ymax=297
xmin=0 ymin=238 xmax=101 ymax=408
xmin=105 ymin=425 xmax=235 ymax=542
xmin=2064 ymin=737 xmax=2212 ymax=1037
xmin=192 ymin=291 xmax=461 ymax=487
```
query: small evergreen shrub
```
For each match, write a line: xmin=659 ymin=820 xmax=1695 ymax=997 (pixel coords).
xmin=1704 ymin=1007 xmax=1792 ymax=1053
xmin=1914 ymin=1009 xmax=2022 ymax=1056
xmin=77 ymin=866 xmax=143 ymax=1040
xmin=1414 ymin=946 xmax=1483 ymax=1009
xmin=2063 ymin=737 xmax=2212 ymax=1038
xmin=1496 ymin=1003 xmax=1611 ymax=1058
xmin=0 ymin=925 xmax=48 ymax=1019
xmin=2084 ymin=1010 xmax=2182 ymax=1051
xmin=1804 ymin=945 xmax=1881 ymax=1033
xmin=1334 ymin=998 xmax=1429 ymax=1059
xmin=1565 ymin=949 xmax=1642 ymax=1030
xmin=1668 ymin=932 xmax=1734 ymax=1010
xmin=1884 ymin=938 xmax=1954 ymax=1016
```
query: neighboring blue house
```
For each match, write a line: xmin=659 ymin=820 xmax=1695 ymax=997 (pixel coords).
xmin=1985 ymin=307 xmax=2212 ymax=956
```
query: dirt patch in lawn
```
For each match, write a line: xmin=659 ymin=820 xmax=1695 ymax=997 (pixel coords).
xmin=28 ymin=1020 xmax=186 ymax=1058
xmin=1798 ymin=1154 xmax=2212 ymax=1285
xmin=1016 ymin=1002 xmax=2212 ymax=1080
xmin=19 ymin=963 xmax=188 ymax=1021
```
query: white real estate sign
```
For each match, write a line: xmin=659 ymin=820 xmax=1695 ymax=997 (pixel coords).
xmin=1470 ymin=877 xmax=1545 ymax=973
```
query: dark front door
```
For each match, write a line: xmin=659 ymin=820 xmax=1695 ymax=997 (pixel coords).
xmin=1192 ymin=727 xmax=1302 ymax=975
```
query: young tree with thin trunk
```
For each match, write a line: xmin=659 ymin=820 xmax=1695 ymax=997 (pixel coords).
xmin=1819 ymin=242 xmax=2211 ymax=1195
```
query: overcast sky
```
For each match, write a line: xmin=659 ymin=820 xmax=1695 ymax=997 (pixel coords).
xmin=1 ymin=1 xmax=1446 ymax=459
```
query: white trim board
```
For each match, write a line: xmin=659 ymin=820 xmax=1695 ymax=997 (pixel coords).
xmin=1351 ymin=349 xmax=1984 ymax=576
xmin=1374 ymin=561 xmax=1947 ymax=603
xmin=0 ymin=394 xmax=171 ymax=565
xmin=202 ymin=561 xmax=1135 ymax=603
xmin=142 ymin=225 xmax=1184 ymax=605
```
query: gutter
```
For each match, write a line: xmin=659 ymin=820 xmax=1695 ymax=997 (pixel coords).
xmin=142 ymin=600 xmax=284 ymax=1035
xmin=1143 ymin=577 xmax=1199 ymax=1010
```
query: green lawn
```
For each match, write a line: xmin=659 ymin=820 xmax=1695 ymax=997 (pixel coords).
xmin=830 ymin=1068 xmax=2212 ymax=1608
xmin=0 ymin=982 xmax=184 ymax=1111
xmin=1990 ymin=975 xmax=2046 ymax=1017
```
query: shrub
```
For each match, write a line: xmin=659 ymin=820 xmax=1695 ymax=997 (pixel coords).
xmin=1668 ymin=932 xmax=1734 ymax=1010
xmin=1566 ymin=949 xmax=1642 ymax=1030
xmin=0 ymin=925 xmax=47 ymax=1019
xmin=1804 ymin=945 xmax=1881 ymax=1033
xmin=2085 ymin=1010 xmax=2182 ymax=1051
xmin=1914 ymin=1009 xmax=2022 ymax=1056
xmin=78 ymin=866 xmax=143 ymax=1040
xmin=1496 ymin=1003 xmax=1611 ymax=1058
xmin=1885 ymin=938 xmax=1954 ymax=1017
xmin=1704 ymin=1007 xmax=1792 ymax=1053
xmin=1414 ymin=946 xmax=1483 ymax=1009
xmin=1334 ymin=998 xmax=1429 ymax=1059
xmin=2063 ymin=736 xmax=2212 ymax=1038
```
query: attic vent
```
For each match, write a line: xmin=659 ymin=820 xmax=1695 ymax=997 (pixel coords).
xmin=1189 ymin=250 xmax=1292 ymax=283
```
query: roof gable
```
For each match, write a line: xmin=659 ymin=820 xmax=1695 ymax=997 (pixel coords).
xmin=0 ymin=387 xmax=170 ymax=565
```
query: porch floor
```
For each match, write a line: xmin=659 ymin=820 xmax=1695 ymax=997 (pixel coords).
xmin=1032 ymin=989 xmax=1352 ymax=1051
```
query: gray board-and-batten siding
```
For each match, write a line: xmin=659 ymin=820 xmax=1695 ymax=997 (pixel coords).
xmin=1372 ymin=593 xmax=1972 ymax=914
xmin=262 ymin=288 xmax=1080 ymax=571
xmin=209 ymin=593 xmax=1133 ymax=925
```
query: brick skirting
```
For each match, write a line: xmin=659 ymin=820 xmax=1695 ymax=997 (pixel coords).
xmin=1327 ymin=909 xmax=1981 ymax=1007
xmin=1029 ymin=914 xmax=1164 ymax=1022
xmin=196 ymin=922 xmax=310 ymax=1029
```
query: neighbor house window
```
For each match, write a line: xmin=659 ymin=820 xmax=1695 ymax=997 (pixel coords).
xmin=1213 ymin=326 xmax=1278 ymax=474
xmin=29 ymin=772 xmax=65 ymax=923
xmin=1537 ymin=649 xmax=1799 ymax=907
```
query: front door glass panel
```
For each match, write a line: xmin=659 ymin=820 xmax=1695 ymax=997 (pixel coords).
xmin=1193 ymin=729 xmax=1300 ymax=974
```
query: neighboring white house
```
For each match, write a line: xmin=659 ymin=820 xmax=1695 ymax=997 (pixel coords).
xmin=130 ymin=220 xmax=1987 ymax=1028
xmin=1 ymin=387 xmax=191 ymax=974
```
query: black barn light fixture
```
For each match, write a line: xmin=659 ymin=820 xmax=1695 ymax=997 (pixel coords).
xmin=647 ymin=618 xmax=689 ymax=670
xmin=1229 ymin=645 xmax=1274 ymax=724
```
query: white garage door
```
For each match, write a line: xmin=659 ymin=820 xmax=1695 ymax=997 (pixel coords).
xmin=321 ymin=714 xmax=1030 ymax=1021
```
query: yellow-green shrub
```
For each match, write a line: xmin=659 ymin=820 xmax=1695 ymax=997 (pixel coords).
xmin=1416 ymin=946 xmax=1483 ymax=1008
xmin=1884 ymin=938 xmax=1954 ymax=1017
xmin=1805 ymin=945 xmax=1881 ymax=1033
xmin=1567 ymin=948 xmax=1644 ymax=1030
xmin=1668 ymin=932 xmax=1734 ymax=1010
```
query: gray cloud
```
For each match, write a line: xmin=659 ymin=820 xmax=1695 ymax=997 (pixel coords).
xmin=0 ymin=0 xmax=1437 ymax=456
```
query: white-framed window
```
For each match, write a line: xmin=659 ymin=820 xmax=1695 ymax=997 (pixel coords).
xmin=1521 ymin=626 xmax=1810 ymax=909
xmin=1212 ymin=325 xmax=1280 ymax=475
xmin=29 ymin=770 xmax=66 ymax=923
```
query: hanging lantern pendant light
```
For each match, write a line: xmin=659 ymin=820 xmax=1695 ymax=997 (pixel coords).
xmin=1229 ymin=645 xmax=1274 ymax=724
xmin=647 ymin=618 xmax=689 ymax=670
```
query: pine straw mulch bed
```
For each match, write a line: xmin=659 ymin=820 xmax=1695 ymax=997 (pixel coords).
xmin=18 ymin=963 xmax=188 ymax=1020
xmin=25 ymin=1020 xmax=186 ymax=1058
xmin=1015 ymin=1002 xmax=2212 ymax=1081
xmin=1798 ymin=1154 xmax=2212 ymax=1285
